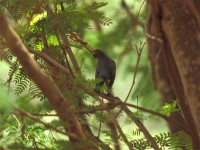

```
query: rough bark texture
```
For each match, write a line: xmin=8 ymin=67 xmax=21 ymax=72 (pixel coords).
xmin=160 ymin=39 xmax=197 ymax=143
xmin=193 ymin=0 xmax=200 ymax=12
xmin=160 ymin=0 xmax=200 ymax=137
xmin=146 ymin=0 xmax=188 ymax=135
xmin=147 ymin=0 xmax=200 ymax=148
xmin=157 ymin=56 xmax=188 ymax=133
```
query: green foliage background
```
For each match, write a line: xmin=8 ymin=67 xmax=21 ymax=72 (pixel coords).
xmin=0 ymin=0 xmax=191 ymax=149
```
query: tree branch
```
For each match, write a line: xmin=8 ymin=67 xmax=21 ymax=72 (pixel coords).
xmin=41 ymin=1 xmax=81 ymax=75
xmin=0 ymin=13 xmax=86 ymax=144
xmin=15 ymin=108 xmax=77 ymax=138
xmin=27 ymin=47 xmax=72 ymax=77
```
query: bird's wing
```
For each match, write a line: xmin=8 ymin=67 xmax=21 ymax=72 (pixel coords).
xmin=108 ymin=60 xmax=116 ymax=87
xmin=95 ymin=69 xmax=99 ymax=79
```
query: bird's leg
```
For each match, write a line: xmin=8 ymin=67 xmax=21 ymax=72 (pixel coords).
xmin=95 ymin=81 xmax=104 ymax=93
xmin=106 ymin=80 xmax=112 ymax=95
xmin=107 ymin=86 xmax=113 ymax=95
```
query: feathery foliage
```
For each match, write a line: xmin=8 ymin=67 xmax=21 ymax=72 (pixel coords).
xmin=0 ymin=0 xmax=193 ymax=149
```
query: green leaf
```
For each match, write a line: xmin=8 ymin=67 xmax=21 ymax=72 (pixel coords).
xmin=0 ymin=87 xmax=16 ymax=112
xmin=159 ymin=101 xmax=178 ymax=116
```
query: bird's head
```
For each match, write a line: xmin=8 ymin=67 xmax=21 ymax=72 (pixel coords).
xmin=93 ymin=49 xmax=105 ymax=59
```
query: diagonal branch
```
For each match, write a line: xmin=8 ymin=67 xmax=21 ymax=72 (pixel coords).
xmin=116 ymin=42 xmax=145 ymax=117
xmin=124 ymin=42 xmax=145 ymax=103
xmin=81 ymin=89 xmax=160 ymax=149
xmin=27 ymin=47 xmax=72 ymax=77
xmin=0 ymin=13 xmax=86 ymax=144
xmin=70 ymin=32 xmax=94 ymax=54
xmin=121 ymin=0 xmax=145 ymax=29
xmin=15 ymin=108 xmax=77 ymax=138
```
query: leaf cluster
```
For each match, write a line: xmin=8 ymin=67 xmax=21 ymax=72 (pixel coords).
xmin=131 ymin=132 xmax=192 ymax=150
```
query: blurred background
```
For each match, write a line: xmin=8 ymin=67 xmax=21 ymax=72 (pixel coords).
xmin=0 ymin=0 xmax=177 ymax=149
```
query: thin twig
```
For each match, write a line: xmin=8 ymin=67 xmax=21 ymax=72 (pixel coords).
xmin=41 ymin=1 xmax=81 ymax=75
xmin=145 ymin=33 xmax=164 ymax=43
xmin=137 ymin=0 xmax=145 ymax=20
xmin=96 ymin=93 xmax=169 ymax=121
xmin=90 ymin=93 xmax=160 ymax=149
xmin=15 ymin=108 xmax=78 ymax=139
xmin=121 ymin=0 xmax=144 ymax=29
xmin=12 ymin=114 xmax=21 ymax=128
xmin=108 ymin=110 xmax=132 ymax=150
xmin=81 ymin=86 xmax=160 ymax=149
xmin=53 ymin=4 xmax=74 ymax=77
xmin=124 ymin=102 xmax=168 ymax=120
xmin=32 ymin=113 xmax=58 ymax=117
xmin=61 ymin=35 xmax=81 ymax=74
xmin=97 ymin=97 xmax=104 ymax=138
xmin=97 ymin=110 xmax=103 ymax=138
xmin=70 ymin=32 xmax=94 ymax=54
xmin=27 ymin=47 xmax=72 ymax=77
xmin=124 ymin=42 xmax=145 ymax=102
xmin=96 ymin=90 xmax=188 ymax=133
xmin=116 ymin=42 xmax=145 ymax=117
xmin=121 ymin=105 xmax=160 ymax=149
xmin=117 ymin=0 xmax=145 ymax=66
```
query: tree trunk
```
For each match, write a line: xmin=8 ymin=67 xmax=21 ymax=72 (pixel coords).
xmin=147 ymin=0 xmax=200 ymax=148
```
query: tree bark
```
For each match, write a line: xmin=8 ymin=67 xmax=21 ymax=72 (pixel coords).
xmin=147 ymin=0 xmax=200 ymax=148
xmin=157 ymin=55 xmax=188 ymax=134
xmin=160 ymin=0 xmax=200 ymax=141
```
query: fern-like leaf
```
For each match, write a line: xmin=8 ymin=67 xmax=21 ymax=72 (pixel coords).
xmin=84 ymin=2 xmax=112 ymax=26
xmin=29 ymin=80 xmax=45 ymax=101
xmin=85 ymin=2 xmax=108 ymax=12
xmin=14 ymin=77 xmax=30 ymax=95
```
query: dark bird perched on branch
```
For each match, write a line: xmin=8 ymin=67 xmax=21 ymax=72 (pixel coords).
xmin=93 ymin=49 xmax=116 ymax=95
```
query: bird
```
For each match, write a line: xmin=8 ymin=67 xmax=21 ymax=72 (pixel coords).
xmin=93 ymin=49 xmax=116 ymax=95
